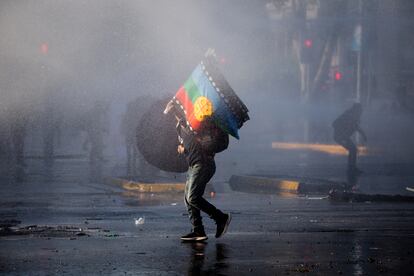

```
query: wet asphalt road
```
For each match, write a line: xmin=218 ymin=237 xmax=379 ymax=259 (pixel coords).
xmin=1 ymin=160 xmax=414 ymax=275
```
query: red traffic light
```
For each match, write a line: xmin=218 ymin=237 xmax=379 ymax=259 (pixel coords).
xmin=334 ymin=71 xmax=342 ymax=81
xmin=304 ymin=39 xmax=313 ymax=48
xmin=40 ymin=43 xmax=48 ymax=54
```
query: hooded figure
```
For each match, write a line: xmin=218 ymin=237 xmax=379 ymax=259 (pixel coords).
xmin=332 ymin=103 xmax=367 ymax=173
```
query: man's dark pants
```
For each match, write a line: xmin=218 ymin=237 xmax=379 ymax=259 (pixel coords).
xmin=184 ymin=159 xmax=222 ymax=232
xmin=334 ymin=132 xmax=357 ymax=171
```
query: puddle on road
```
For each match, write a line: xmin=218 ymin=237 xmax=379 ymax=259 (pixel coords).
xmin=0 ymin=201 xmax=51 ymax=208
xmin=121 ymin=190 xmax=216 ymax=206
xmin=121 ymin=191 xmax=183 ymax=206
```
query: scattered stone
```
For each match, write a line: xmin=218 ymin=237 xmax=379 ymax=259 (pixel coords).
xmin=329 ymin=189 xmax=414 ymax=202
xmin=104 ymin=234 xmax=119 ymax=238
xmin=0 ymin=219 xmax=21 ymax=227
xmin=368 ymin=257 xmax=375 ymax=263
xmin=1 ymin=225 xmax=93 ymax=238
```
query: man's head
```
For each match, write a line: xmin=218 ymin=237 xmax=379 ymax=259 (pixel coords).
xmin=350 ymin=102 xmax=363 ymax=119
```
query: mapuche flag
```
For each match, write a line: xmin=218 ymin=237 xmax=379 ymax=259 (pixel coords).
xmin=171 ymin=55 xmax=249 ymax=139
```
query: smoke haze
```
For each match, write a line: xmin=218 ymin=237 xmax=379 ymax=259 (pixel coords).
xmin=0 ymin=0 xmax=413 ymax=181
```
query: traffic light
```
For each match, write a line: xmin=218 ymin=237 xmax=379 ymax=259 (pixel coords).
xmin=331 ymin=69 xmax=346 ymax=93
xmin=334 ymin=71 xmax=342 ymax=81
xmin=40 ymin=43 xmax=48 ymax=54
xmin=304 ymin=39 xmax=313 ymax=48
xmin=300 ymin=38 xmax=314 ymax=64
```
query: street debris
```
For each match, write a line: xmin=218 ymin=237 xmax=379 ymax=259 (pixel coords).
xmin=302 ymin=195 xmax=329 ymax=200
xmin=0 ymin=225 xmax=92 ymax=238
xmin=329 ymin=189 xmax=414 ymax=202
xmin=104 ymin=234 xmax=119 ymax=238
xmin=134 ymin=217 xmax=145 ymax=225
xmin=291 ymin=263 xmax=319 ymax=273
xmin=0 ymin=219 xmax=21 ymax=228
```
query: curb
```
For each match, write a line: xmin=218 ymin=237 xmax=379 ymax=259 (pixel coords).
xmin=229 ymin=175 xmax=343 ymax=194
xmin=229 ymin=175 xmax=299 ymax=194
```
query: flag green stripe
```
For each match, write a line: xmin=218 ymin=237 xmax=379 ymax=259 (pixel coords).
xmin=183 ymin=76 xmax=201 ymax=103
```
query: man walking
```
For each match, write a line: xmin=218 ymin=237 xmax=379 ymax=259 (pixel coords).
xmin=332 ymin=102 xmax=367 ymax=174
xmin=165 ymin=102 xmax=231 ymax=242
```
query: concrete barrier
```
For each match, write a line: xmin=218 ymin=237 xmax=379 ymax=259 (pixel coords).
xmin=229 ymin=174 xmax=344 ymax=194
xmin=105 ymin=177 xmax=216 ymax=195
xmin=229 ymin=175 xmax=299 ymax=194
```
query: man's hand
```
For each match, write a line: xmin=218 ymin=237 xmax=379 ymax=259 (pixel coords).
xmin=163 ymin=100 xmax=174 ymax=115
xmin=177 ymin=144 xmax=185 ymax=154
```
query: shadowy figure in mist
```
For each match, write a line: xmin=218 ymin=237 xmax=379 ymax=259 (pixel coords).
xmin=122 ymin=100 xmax=138 ymax=177
xmin=121 ymin=95 xmax=158 ymax=178
xmin=42 ymin=103 xmax=56 ymax=164
xmin=332 ymin=103 xmax=367 ymax=175
xmin=10 ymin=108 xmax=28 ymax=168
xmin=0 ymin=105 xmax=14 ymax=181
xmin=81 ymin=101 xmax=109 ymax=164
xmin=0 ymin=104 xmax=12 ymax=161
xmin=0 ymin=104 xmax=28 ymax=182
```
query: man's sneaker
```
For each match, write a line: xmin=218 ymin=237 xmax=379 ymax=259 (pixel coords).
xmin=180 ymin=231 xmax=208 ymax=241
xmin=215 ymin=213 xmax=231 ymax=238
